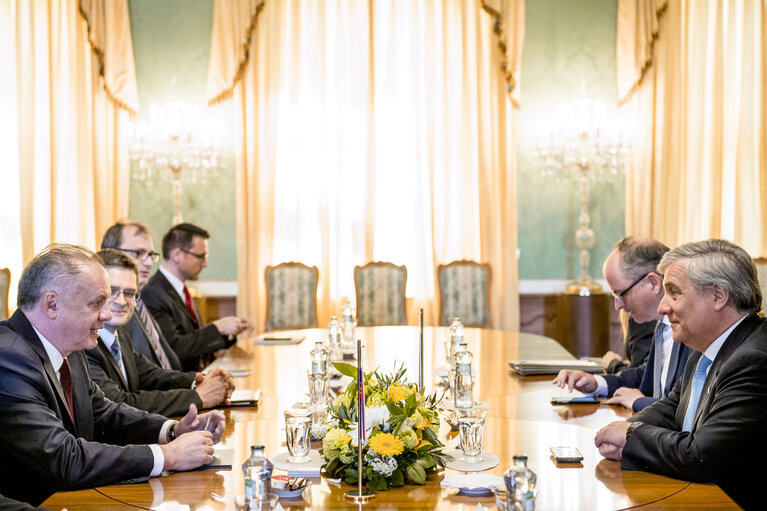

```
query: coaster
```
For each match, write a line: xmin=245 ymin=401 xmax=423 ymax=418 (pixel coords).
xmin=272 ymin=450 xmax=324 ymax=477
xmin=444 ymin=450 xmax=499 ymax=472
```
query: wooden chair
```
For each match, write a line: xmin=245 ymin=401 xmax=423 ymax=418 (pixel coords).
xmin=264 ymin=262 xmax=319 ymax=331
xmin=754 ymin=258 xmax=767 ymax=316
xmin=354 ymin=262 xmax=407 ymax=326
xmin=437 ymin=260 xmax=491 ymax=327
xmin=0 ymin=268 xmax=9 ymax=320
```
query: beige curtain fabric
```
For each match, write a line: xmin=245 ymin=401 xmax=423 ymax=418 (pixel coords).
xmin=209 ymin=0 xmax=523 ymax=332
xmin=618 ymin=0 xmax=767 ymax=257
xmin=0 ymin=0 xmax=137 ymax=309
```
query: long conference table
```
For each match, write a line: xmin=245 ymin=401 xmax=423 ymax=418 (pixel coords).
xmin=43 ymin=327 xmax=740 ymax=510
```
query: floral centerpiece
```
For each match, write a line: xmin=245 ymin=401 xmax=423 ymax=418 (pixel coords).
xmin=312 ymin=362 xmax=452 ymax=491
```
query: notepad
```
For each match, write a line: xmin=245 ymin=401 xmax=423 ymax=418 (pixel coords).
xmin=227 ymin=389 xmax=262 ymax=406
xmin=253 ymin=334 xmax=305 ymax=345
xmin=508 ymin=359 xmax=604 ymax=376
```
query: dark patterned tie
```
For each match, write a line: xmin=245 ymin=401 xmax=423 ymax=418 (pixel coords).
xmin=135 ymin=296 xmax=172 ymax=369
xmin=109 ymin=336 xmax=122 ymax=365
xmin=184 ymin=285 xmax=200 ymax=326
xmin=60 ymin=358 xmax=75 ymax=421
xmin=653 ymin=323 xmax=667 ymax=398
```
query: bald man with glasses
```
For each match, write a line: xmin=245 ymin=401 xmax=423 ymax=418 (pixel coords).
xmin=553 ymin=237 xmax=691 ymax=412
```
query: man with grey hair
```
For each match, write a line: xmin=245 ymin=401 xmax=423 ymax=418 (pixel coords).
xmin=0 ymin=243 xmax=225 ymax=506
xmin=594 ymin=238 xmax=766 ymax=509
xmin=554 ymin=236 xmax=691 ymax=411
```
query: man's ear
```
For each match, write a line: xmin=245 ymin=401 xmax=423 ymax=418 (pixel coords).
xmin=170 ymin=247 xmax=183 ymax=264
xmin=42 ymin=291 xmax=59 ymax=319
xmin=647 ymin=272 xmax=664 ymax=293
xmin=711 ymin=283 xmax=730 ymax=312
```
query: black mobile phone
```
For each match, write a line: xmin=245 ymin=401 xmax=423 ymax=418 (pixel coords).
xmin=549 ymin=396 xmax=601 ymax=405
xmin=550 ymin=446 xmax=584 ymax=463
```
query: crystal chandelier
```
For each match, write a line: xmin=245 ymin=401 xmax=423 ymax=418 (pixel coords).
xmin=536 ymin=98 xmax=630 ymax=295
xmin=128 ymin=101 xmax=225 ymax=225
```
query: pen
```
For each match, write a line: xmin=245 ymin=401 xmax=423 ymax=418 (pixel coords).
xmin=204 ymin=415 xmax=211 ymax=431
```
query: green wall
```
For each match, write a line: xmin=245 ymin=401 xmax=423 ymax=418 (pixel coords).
xmin=128 ymin=0 xmax=622 ymax=282
xmin=517 ymin=0 xmax=624 ymax=279
xmin=128 ymin=0 xmax=237 ymax=280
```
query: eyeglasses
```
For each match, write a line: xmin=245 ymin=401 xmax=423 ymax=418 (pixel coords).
xmin=181 ymin=249 xmax=208 ymax=261
xmin=610 ymin=272 xmax=654 ymax=301
xmin=109 ymin=287 xmax=137 ymax=301
xmin=120 ymin=248 xmax=160 ymax=263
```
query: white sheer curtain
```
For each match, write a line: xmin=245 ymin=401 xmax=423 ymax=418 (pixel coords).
xmin=0 ymin=0 xmax=138 ymax=310
xmin=209 ymin=0 xmax=523 ymax=331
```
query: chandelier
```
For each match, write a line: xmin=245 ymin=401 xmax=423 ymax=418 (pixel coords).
xmin=536 ymin=98 xmax=630 ymax=295
xmin=128 ymin=101 xmax=225 ymax=225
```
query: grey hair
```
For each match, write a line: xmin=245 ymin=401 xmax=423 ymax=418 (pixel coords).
xmin=101 ymin=219 xmax=152 ymax=250
xmin=17 ymin=243 xmax=104 ymax=309
xmin=658 ymin=238 xmax=762 ymax=314
xmin=614 ymin=236 xmax=671 ymax=280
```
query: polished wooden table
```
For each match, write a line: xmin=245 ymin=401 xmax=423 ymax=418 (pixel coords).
xmin=43 ymin=327 xmax=738 ymax=510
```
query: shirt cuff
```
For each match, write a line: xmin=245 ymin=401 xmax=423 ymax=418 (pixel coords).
xmin=149 ymin=444 xmax=165 ymax=477
xmin=593 ymin=375 xmax=608 ymax=396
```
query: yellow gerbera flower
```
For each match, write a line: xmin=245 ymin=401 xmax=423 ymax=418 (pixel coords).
xmin=368 ymin=433 xmax=405 ymax=457
xmin=388 ymin=385 xmax=408 ymax=402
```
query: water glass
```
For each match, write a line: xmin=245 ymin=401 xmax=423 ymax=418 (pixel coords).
xmin=308 ymin=371 xmax=329 ymax=408
xmin=284 ymin=408 xmax=312 ymax=463
xmin=235 ymin=492 xmax=279 ymax=510
xmin=457 ymin=406 xmax=488 ymax=462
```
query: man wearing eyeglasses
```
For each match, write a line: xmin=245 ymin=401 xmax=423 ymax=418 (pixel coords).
xmin=141 ymin=223 xmax=253 ymax=371
xmin=85 ymin=249 xmax=235 ymax=417
xmin=553 ymin=237 xmax=691 ymax=412
xmin=101 ymin=220 xmax=184 ymax=371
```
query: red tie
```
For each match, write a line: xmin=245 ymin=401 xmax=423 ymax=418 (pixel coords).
xmin=183 ymin=285 xmax=199 ymax=326
xmin=60 ymin=358 xmax=75 ymax=421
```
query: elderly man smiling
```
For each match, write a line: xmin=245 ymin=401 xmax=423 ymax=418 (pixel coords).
xmin=594 ymin=239 xmax=767 ymax=510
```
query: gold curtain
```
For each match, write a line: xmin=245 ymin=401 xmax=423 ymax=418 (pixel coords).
xmin=618 ymin=0 xmax=767 ymax=257
xmin=207 ymin=0 xmax=523 ymax=331
xmin=0 ymin=0 xmax=138 ymax=309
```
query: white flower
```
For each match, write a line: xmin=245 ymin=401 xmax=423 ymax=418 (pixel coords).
xmin=311 ymin=421 xmax=330 ymax=440
xmin=366 ymin=455 xmax=398 ymax=477
xmin=348 ymin=405 xmax=391 ymax=447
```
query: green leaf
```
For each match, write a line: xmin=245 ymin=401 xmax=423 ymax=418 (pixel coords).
xmin=389 ymin=468 xmax=404 ymax=487
xmin=422 ymin=426 xmax=439 ymax=444
xmin=333 ymin=362 xmax=359 ymax=378
xmin=385 ymin=401 xmax=404 ymax=417
xmin=416 ymin=454 xmax=435 ymax=469
xmin=405 ymin=391 xmax=417 ymax=412
xmin=406 ymin=463 xmax=426 ymax=485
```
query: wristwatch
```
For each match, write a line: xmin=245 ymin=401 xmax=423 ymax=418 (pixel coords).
xmin=626 ymin=421 xmax=643 ymax=439
xmin=167 ymin=422 xmax=177 ymax=442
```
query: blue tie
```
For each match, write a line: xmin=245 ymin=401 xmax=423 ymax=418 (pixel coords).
xmin=109 ymin=339 xmax=122 ymax=365
xmin=653 ymin=323 xmax=666 ymax=398
xmin=682 ymin=355 xmax=712 ymax=432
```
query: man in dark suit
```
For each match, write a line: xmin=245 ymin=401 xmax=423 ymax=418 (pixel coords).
xmin=0 ymin=243 xmax=225 ymax=506
xmin=101 ymin=220 xmax=184 ymax=370
xmin=86 ymin=249 xmax=235 ymax=417
xmin=141 ymin=223 xmax=253 ymax=371
xmin=595 ymin=238 xmax=766 ymax=510
xmin=602 ymin=315 xmax=655 ymax=374
xmin=554 ymin=237 xmax=690 ymax=412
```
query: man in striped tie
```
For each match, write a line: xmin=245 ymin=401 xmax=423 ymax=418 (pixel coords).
xmin=101 ymin=220 xmax=183 ymax=370
xmin=553 ymin=237 xmax=691 ymax=411
xmin=594 ymin=239 xmax=767 ymax=510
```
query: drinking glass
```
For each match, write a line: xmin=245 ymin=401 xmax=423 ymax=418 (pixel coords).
xmin=284 ymin=408 xmax=312 ymax=463
xmin=457 ymin=405 xmax=488 ymax=463
xmin=307 ymin=371 xmax=329 ymax=408
xmin=235 ymin=492 xmax=279 ymax=510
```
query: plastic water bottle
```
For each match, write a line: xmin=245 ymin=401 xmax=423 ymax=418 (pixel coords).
xmin=310 ymin=341 xmax=328 ymax=375
xmin=242 ymin=445 xmax=273 ymax=503
xmin=453 ymin=342 xmax=473 ymax=409
xmin=504 ymin=455 xmax=537 ymax=511
xmin=448 ymin=317 xmax=465 ymax=363
xmin=327 ymin=316 xmax=342 ymax=361
xmin=341 ymin=301 xmax=356 ymax=349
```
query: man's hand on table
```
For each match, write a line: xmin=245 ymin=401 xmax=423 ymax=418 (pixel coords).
xmin=212 ymin=316 xmax=253 ymax=336
xmin=595 ymin=421 xmax=631 ymax=461
xmin=552 ymin=369 xmax=599 ymax=394
xmin=602 ymin=351 xmax=625 ymax=370
xmin=195 ymin=368 xmax=236 ymax=407
xmin=605 ymin=387 xmax=644 ymax=410
xmin=175 ymin=404 xmax=226 ymax=442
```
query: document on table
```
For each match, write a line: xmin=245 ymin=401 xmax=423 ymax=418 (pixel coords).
xmin=508 ymin=359 xmax=604 ymax=376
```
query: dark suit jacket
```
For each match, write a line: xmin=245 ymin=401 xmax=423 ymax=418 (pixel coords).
xmin=141 ymin=270 xmax=232 ymax=371
xmin=0 ymin=494 xmax=46 ymax=511
xmin=623 ymin=314 xmax=767 ymax=510
xmin=606 ymin=317 xmax=655 ymax=373
xmin=125 ymin=310 xmax=183 ymax=371
xmin=603 ymin=321 xmax=692 ymax=412
xmin=85 ymin=327 xmax=201 ymax=417
xmin=0 ymin=310 xmax=166 ymax=506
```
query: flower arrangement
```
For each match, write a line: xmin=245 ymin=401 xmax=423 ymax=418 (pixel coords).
xmin=313 ymin=362 xmax=452 ymax=491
